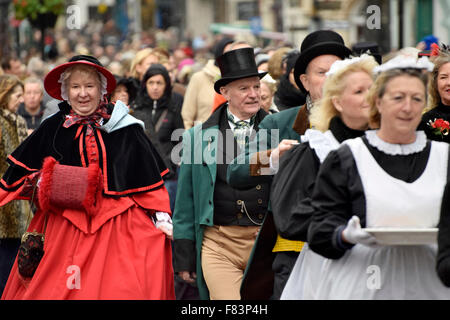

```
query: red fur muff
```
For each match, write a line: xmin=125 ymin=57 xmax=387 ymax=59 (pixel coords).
xmin=38 ymin=157 xmax=102 ymax=216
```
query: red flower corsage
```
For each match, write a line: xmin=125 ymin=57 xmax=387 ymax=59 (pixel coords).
xmin=428 ymin=118 xmax=450 ymax=137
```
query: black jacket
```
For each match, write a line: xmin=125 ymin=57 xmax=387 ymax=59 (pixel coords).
xmin=133 ymin=64 xmax=185 ymax=180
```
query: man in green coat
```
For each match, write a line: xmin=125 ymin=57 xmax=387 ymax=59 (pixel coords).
xmin=227 ymin=30 xmax=352 ymax=299
xmin=172 ymin=48 xmax=270 ymax=300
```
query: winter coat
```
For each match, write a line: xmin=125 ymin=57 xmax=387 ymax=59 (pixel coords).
xmin=133 ymin=64 xmax=184 ymax=180
xmin=181 ymin=60 xmax=221 ymax=129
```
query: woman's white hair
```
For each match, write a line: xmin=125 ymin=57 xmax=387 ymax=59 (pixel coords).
xmin=58 ymin=65 xmax=107 ymax=101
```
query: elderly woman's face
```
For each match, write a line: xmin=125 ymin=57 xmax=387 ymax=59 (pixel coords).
xmin=333 ymin=71 xmax=373 ymax=130
xmin=67 ymin=70 xmax=102 ymax=116
xmin=437 ymin=62 xmax=450 ymax=105
xmin=377 ymin=75 xmax=426 ymax=137
xmin=7 ymin=85 xmax=24 ymax=113
xmin=260 ymin=82 xmax=273 ymax=112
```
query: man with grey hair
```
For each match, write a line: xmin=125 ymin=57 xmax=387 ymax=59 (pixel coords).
xmin=18 ymin=77 xmax=45 ymax=134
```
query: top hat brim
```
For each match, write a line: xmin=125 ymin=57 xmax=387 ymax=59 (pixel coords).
xmin=44 ymin=60 xmax=116 ymax=101
xmin=294 ymin=42 xmax=352 ymax=94
xmin=214 ymin=71 xmax=268 ymax=94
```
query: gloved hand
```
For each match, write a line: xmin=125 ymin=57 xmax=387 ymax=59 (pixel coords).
xmin=153 ymin=211 xmax=173 ymax=240
xmin=341 ymin=216 xmax=378 ymax=247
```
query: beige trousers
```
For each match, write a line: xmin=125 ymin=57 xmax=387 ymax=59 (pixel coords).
xmin=201 ymin=225 xmax=259 ymax=300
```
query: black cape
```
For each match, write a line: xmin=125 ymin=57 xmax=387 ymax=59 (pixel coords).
xmin=1 ymin=102 xmax=168 ymax=196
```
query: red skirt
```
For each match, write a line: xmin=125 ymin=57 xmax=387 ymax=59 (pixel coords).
xmin=1 ymin=189 xmax=175 ymax=300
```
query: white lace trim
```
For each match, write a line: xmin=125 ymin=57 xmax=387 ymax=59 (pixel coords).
xmin=373 ymin=55 xmax=434 ymax=74
xmin=365 ymin=130 xmax=427 ymax=155
xmin=301 ymin=129 xmax=340 ymax=163
xmin=326 ymin=54 xmax=372 ymax=77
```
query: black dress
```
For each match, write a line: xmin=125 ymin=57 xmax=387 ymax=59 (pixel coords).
xmin=281 ymin=131 xmax=450 ymax=299
xmin=271 ymin=116 xmax=365 ymax=242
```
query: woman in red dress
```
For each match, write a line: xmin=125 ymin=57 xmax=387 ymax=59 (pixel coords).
xmin=0 ymin=55 xmax=175 ymax=300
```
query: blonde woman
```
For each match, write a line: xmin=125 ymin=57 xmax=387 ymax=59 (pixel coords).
xmin=0 ymin=75 xmax=30 ymax=297
xmin=271 ymin=54 xmax=377 ymax=246
xmin=419 ymin=43 xmax=450 ymax=142
xmin=289 ymin=55 xmax=450 ymax=299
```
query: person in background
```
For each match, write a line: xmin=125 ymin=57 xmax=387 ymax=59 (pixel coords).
xmin=129 ymin=48 xmax=168 ymax=91
xmin=267 ymin=47 xmax=292 ymax=81
xmin=260 ymin=74 xmax=279 ymax=114
xmin=181 ymin=36 xmax=234 ymax=129
xmin=256 ymin=53 xmax=270 ymax=72
xmin=109 ymin=76 xmax=137 ymax=108
xmin=273 ymin=49 xmax=305 ymax=112
xmin=352 ymin=42 xmax=382 ymax=64
xmin=0 ymin=75 xmax=30 ymax=297
xmin=418 ymin=43 xmax=450 ymax=142
xmin=18 ymin=77 xmax=45 ymax=134
xmin=1 ymin=56 xmax=23 ymax=79
xmin=132 ymin=64 xmax=184 ymax=213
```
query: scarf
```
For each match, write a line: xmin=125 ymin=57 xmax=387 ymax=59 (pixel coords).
xmin=63 ymin=104 xmax=111 ymax=136
xmin=227 ymin=108 xmax=256 ymax=149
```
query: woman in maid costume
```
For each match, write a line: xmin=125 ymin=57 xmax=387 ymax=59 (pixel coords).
xmin=282 ymin=54 xmax=450 ymax=299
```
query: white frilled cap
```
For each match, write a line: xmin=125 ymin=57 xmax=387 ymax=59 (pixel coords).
xmin=261 ymin=73 xmax=277 ymax=84
xmin=325 ymin=54 xmax=373 ymax=77
xmin=373 ymin=55 xmax=434 ymax=74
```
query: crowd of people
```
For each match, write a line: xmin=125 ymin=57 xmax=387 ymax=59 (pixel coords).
xmin=0 ymin=19 xmax=450 ymax=300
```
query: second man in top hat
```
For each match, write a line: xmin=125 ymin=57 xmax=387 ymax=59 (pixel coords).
xmin=227 ymin=30 xmax=352 ymax=299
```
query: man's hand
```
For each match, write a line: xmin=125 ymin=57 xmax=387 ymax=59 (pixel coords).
xmin=178 ymin=271 xmax=197 ymax=284
xmin=270 ymin=139 xmax=299 ymax=171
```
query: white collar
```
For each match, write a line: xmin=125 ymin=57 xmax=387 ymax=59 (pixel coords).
xmin=365 ymin=130 xmax=427 ymax=155
xmin=100 ymin=100 xmax=144 ymax=133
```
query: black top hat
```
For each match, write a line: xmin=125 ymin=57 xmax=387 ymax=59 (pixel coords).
xmin=352 ymin=41 xmax=382 ymax=64
xmin=293 ymin=30 xmax=352 ymax=93
xmin=214 ymin=48 xmax=267 ymax=93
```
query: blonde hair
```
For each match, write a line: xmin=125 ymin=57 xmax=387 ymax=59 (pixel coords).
xmin=129 ymin=48 xmax=170 ymax=79
xmin=427 ymin=50 xmax=450 ymax=110
xmin=130 ymin=48 xmax=153 ymax=79
xmin=366 ymin=68 xmax=428 ymax=129
xmin=268 ymin=47 xmax=291 ymax=80
xmin=309 ymin=56 xmax=378 ymax=132
xmin=0 ymin=74 xmax=23 ymax=109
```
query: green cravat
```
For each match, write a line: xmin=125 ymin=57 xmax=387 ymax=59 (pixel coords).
xmin=227 ymin=109 xmax=255 ymax=149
